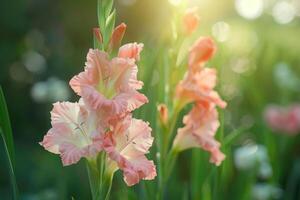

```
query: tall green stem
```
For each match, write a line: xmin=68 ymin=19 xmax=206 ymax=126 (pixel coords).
xmin=157 ymin=101 xmax=182 ymax=200
xmin=86 ymin=154 xmax=114 ymax=200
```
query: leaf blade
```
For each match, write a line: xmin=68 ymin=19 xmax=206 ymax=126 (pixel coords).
xmin=0 ymin=86 xmax=18 ymax=199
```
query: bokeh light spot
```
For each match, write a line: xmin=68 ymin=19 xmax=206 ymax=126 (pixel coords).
xmin=235 ymin=0 xmax=264 ymax=20
xmin=272 ymin=1 xmax=296 ymax=24
xmin=212 ymin=21 xmax=231 ymax=42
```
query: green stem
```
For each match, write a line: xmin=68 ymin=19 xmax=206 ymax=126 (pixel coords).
xmin=86 ymin=154 xmax=114 ymax=200
xmin=157 ymin=101 xmax=182 ymax=200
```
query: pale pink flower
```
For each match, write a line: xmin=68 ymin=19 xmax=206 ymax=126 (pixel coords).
xmin=40 ymin=101 xmax=104 ymax=166
xmin=118 ymin=43 xmax=144 ymax=61
xmin=69 ymin=49 xmax=147 ymax=115
xmin=173 ymin=102 xmax=225 ymax=166
xmin=188 ymin=37 xmax=217 ymax=69
xmin=264 ymin=104 xmax=300 ymax=135
xmin=176 ymin=68 xmax=226 ymax=108
xmin=103 ymin=115 xmax=156 ymax=186
xmin=183 ymin=7 xmax=200 ymax=35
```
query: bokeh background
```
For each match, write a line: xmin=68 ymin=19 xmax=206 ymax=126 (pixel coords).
xmin=1 ymin=0 xmax=300 ymax=199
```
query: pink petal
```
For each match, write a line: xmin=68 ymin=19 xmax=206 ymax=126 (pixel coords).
xmin=70 ymin=49 xmax=146 ymax=115
xmin=103 ymin=117 xmax=156 ymax=186
xmin=40 ymin=101 xmax=104 ymax=166
xmin=176 ymin=68 xmax=226 ymax=108
xmin=69 ymin=49 xmax=110 ymax=96
xmin=189 ymin=37 xmax=217 ymax=68
xmin=118 ymin=43 xmax=144 ymax=61
xmin=183 ymin=7 xmax=200 ymax=35
xmin=173 ymin=102 xmax=225 ymax=166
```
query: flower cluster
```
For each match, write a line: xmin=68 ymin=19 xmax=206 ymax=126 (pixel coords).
xmin=40 ymin=25 xmax=156 ymax=186
xmin=173 ymin=36 xmax=227 ymax=166
xmin=264 ymin=104 xmax=300 ymax=135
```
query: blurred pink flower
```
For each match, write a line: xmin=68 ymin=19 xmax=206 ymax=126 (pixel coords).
xmin=264 ymin=104 xmax=300 ymax=135
xmin=40 ymin=101 xmax=104 ymax=166
xmin=188 ymin=37 xmax=217 ymax=69
xmin=173 ymin=102 xmax=225 ymax=166
xmin=103 ymin=115 xmax=157 ymax=186
xmin=183 ymin=7 xmax=200 ymax=35
xmin=176 ymin=67 xmax=226 ymax=108
xmin=69 ymin=48 xmax=147 ymax=115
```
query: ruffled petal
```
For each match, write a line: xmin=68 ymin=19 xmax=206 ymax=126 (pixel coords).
xmin=173 ymin=102 xmax=225 ymax=166
xmin=103 ymin=116 xmax=156 ymax=186
xmin=70 ymin=49 xmax=146 ymax=115
xmin=69 ymin=49 xmax=110 ymax=96
xmin=176 ymin=68 xmax=226 ymax=108
xmin=118 ymin=43 xmax=144 ymax=61
xmin=40 ymin=101 xmax=104 ymax=166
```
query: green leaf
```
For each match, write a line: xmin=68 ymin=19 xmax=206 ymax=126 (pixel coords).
xmin=97 ymin=0 xmax=105 ymax=31
xmin=0 ymin=86 xmax=18 ymax=199
xmin=103 ymin=0 xmax=114 ymax=19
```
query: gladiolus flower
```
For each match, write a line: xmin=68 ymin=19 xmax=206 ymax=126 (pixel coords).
xmin=103 ymin=115 xmax=157 ymax=186
xmin=176 ymin=68 xmax=226 ymax=108
xmin=188 ymin=37 xmax=217 ymax=69
xmin=40 ymin=101 xmax=104 ymax=166
xmin=69 ymin=48 xmax=147 ymax=115
xmin=183 ymin=7 xmax=200 ymax=35
xmin=173 ymin=102 xmax=225 ymax=166
xmin=264 ymin=104 xmax=300 ymax=135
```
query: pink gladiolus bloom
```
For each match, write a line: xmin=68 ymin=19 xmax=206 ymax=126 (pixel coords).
xmin=69 ymin=48 xmax=148 ymax=115
xmin=183 ymin=7 xmax=200 ymax=35
xmin=176 ymin=68 xmax=226 ymax=108
xmin=173 ymin=102 xmax=225 ymax=166
xmin=118 ymin=42 xmax=144 ymax=61
xmin=103 ymin=115 xmax=157 ymax=186
xmin=264 ymin=104 xmax=300 ymax=135
xmin=188 ymin=37 xmax=217 ymax=69
xmin=40 ymin=101 xmax=104 ymax=166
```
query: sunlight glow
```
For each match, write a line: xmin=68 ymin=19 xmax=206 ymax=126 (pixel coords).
xmin=235 ymin=0 xmax=264 ymax=20
xmin=168 ymin=0 xmax=182 ymax=6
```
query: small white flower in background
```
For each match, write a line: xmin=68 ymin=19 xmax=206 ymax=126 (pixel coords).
xmin=23 ymin=50 xmax=47 ymax=74
xmin=234 ymin=144 xmax=272 ymax=178
xmin=252 ymin=183 xmax=283 ymax=200
xmin=31 ymin=77 xmax=70 ymax=103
